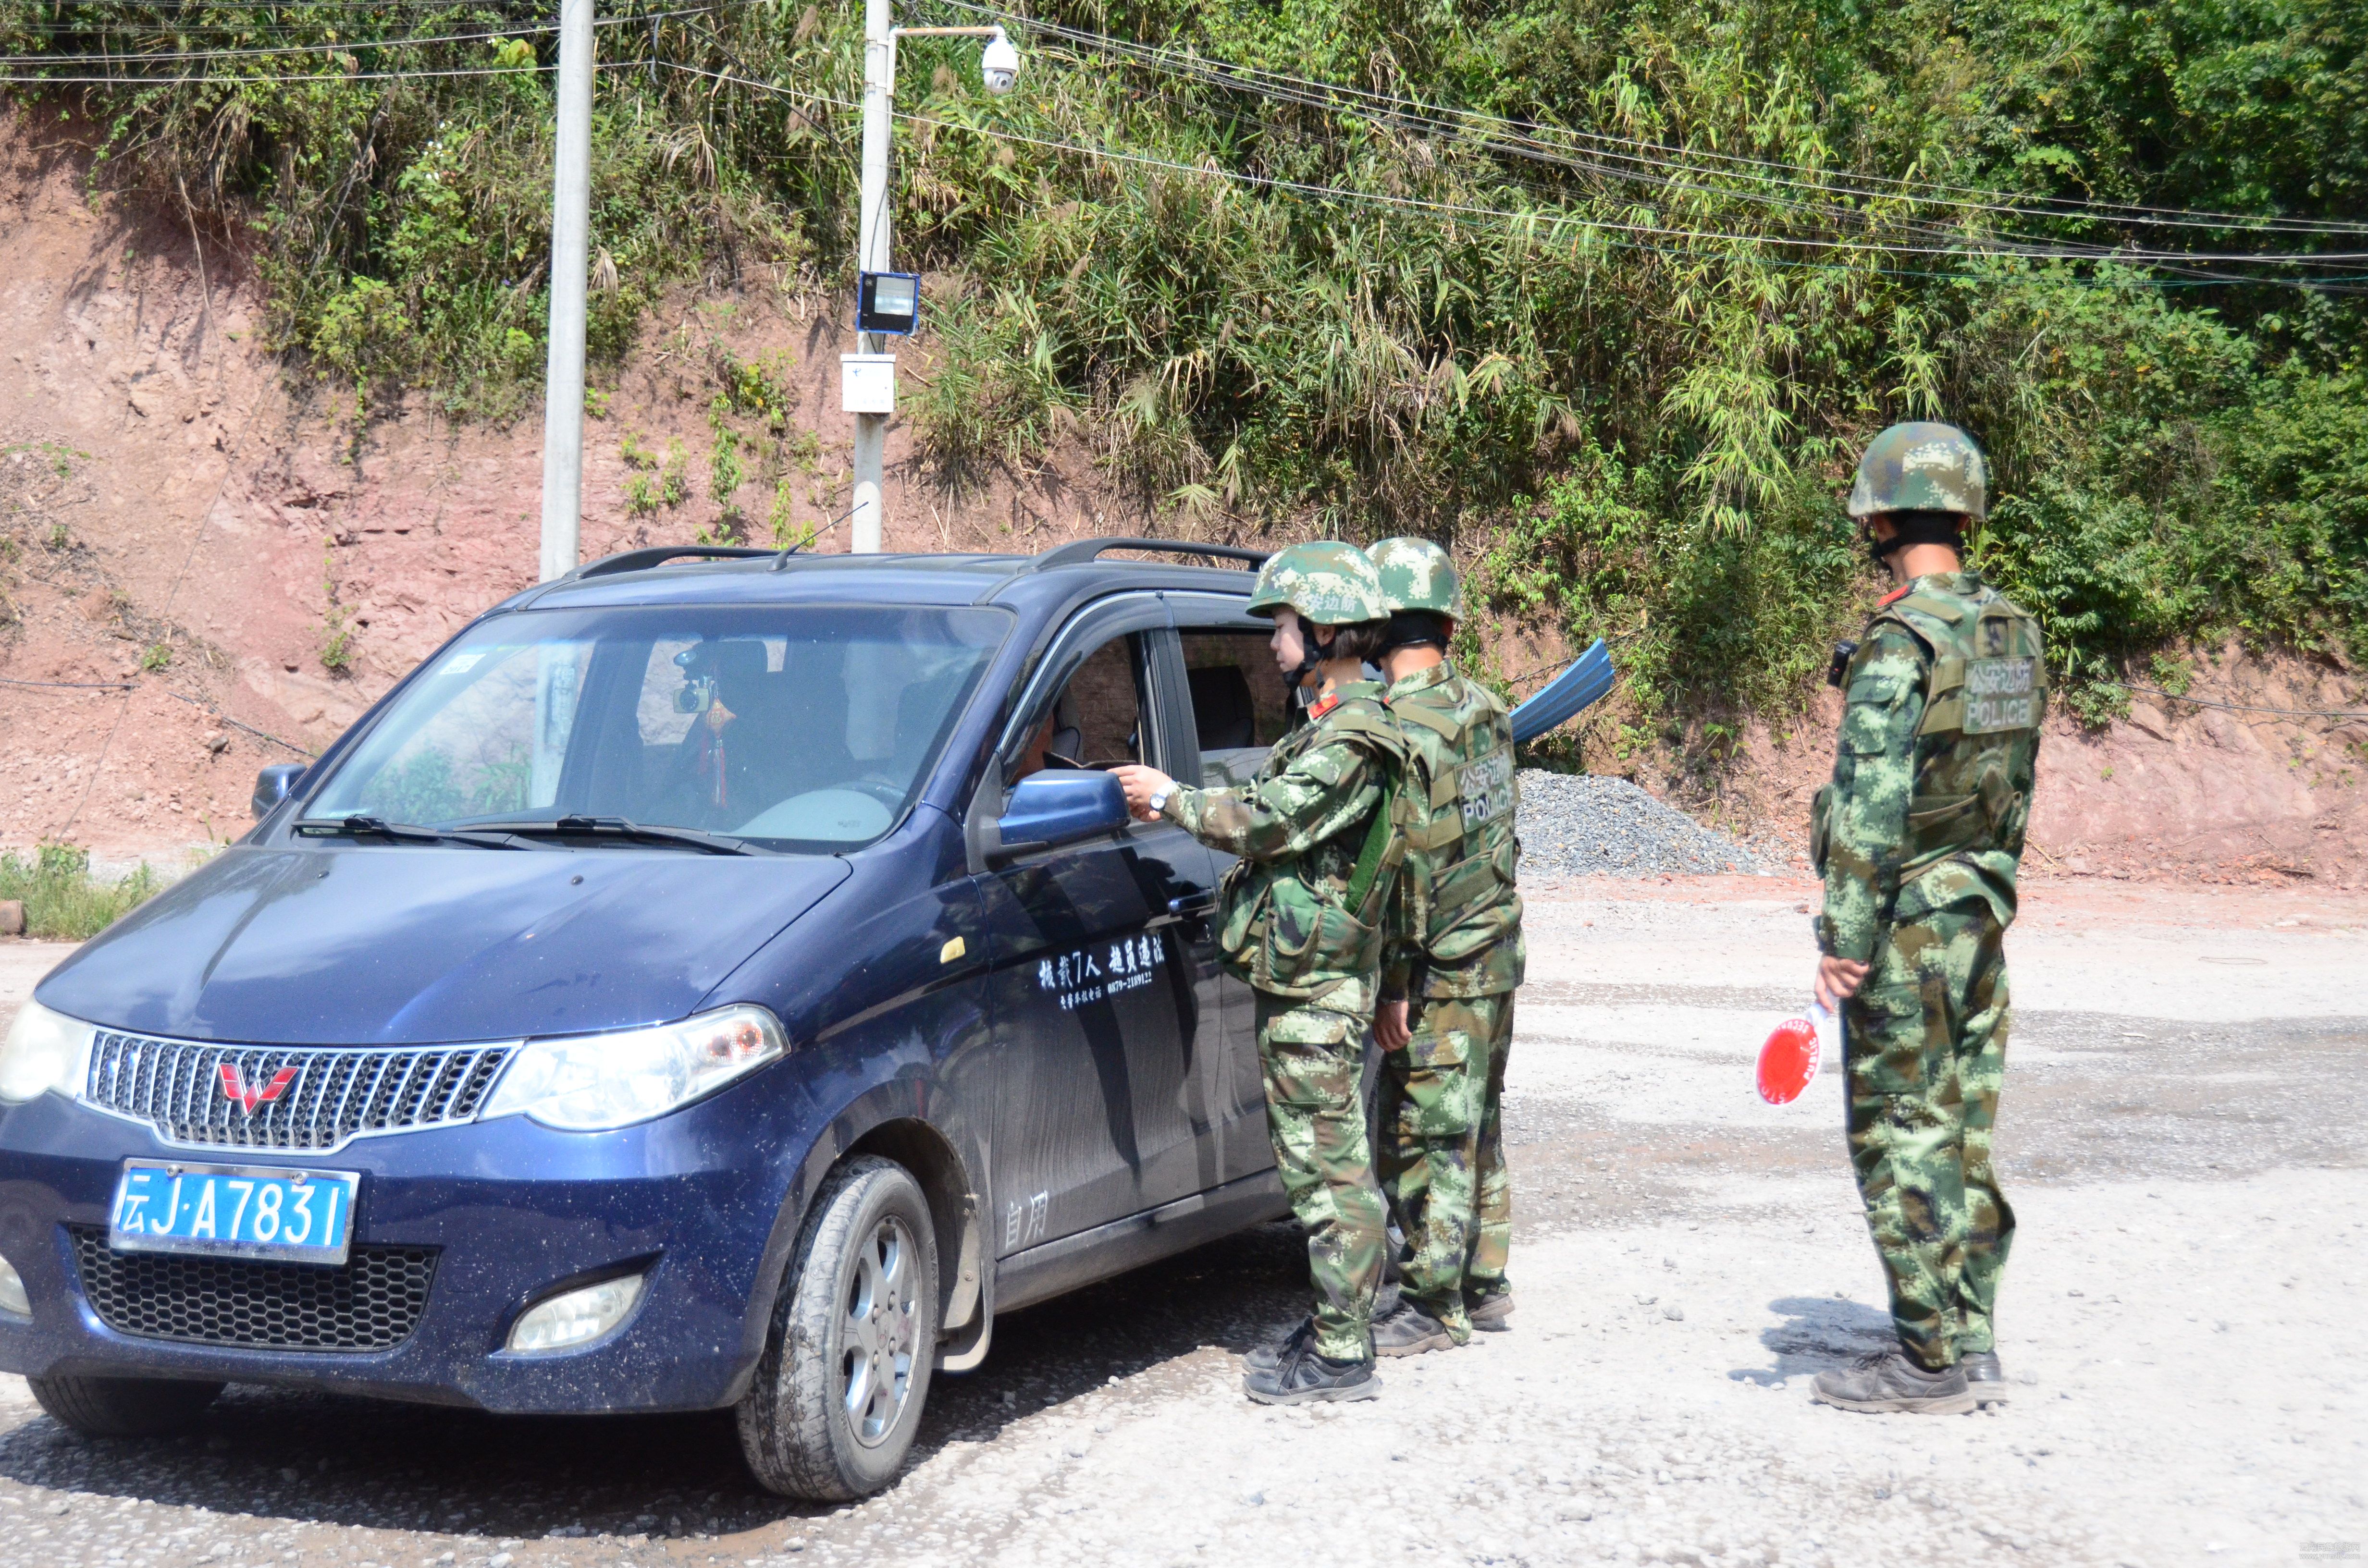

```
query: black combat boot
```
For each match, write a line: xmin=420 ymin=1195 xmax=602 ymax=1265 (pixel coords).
xmin=1243 ymin=1318 xmax=1316 ymax=1374
xmin=1961 ymin=1349 xmax=2010 ymax=1405
xmin=1466 ymin=1287 xmax=1515 ymax=1333
xmin=1810 ymin=1348 xmax=1976 ymax=1414
xmin=1371 ymin=1301 xmax=1462 ymax=1357
xmin=1243 ymin=1336 xmax=1380 ymax=1406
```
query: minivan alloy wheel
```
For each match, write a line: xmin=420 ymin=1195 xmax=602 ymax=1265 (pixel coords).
xmin=842 ymin=1214 xmax=918 ymax=1446
xmin=738 ymin=1154 xmax=939 ymax=1501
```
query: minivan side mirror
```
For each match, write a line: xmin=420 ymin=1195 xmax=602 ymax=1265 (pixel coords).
xmin=252 ymin=763 xmax=309 ymax=820
xmin=993 ymin=771 xmax=1129 ymax=858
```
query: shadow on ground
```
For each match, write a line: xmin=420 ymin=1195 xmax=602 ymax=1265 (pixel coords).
xmin=1728 ymin=1295 xmax=1894 ymax=1388
xmin=0 ymin=1223 xmax=1313 ymax=1540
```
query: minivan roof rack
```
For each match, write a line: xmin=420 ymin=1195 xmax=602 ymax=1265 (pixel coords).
xmin=564 ymin=546 xmax=778 ymax=581
xmin=1026 ymin=537 xmax=1269 ymax=572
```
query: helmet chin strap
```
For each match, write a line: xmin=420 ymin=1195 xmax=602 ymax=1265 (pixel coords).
xmin=1289 ymin=623 xmax=1335 ymax=706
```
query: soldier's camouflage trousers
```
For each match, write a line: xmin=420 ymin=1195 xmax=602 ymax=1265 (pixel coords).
xmin=1842 ymin=898 xmax=2016 ymax=1369
xmin=1467 ymin=992 xmax=1515 ymax=1303
xmin=1256 ymin=990 xmax=1388 ymax=1363
xmin=1377 ymin=992 xmax=1515 ymax=1335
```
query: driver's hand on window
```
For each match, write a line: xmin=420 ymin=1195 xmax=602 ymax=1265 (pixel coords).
xmin=1110 ymin=765 xmax=1175 ymax=822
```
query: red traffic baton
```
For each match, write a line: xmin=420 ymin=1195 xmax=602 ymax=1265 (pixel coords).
xmin=1755 ymin=1002 xmax=1834 ymax=1105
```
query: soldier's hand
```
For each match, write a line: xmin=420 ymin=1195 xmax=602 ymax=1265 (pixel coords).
xmin=1374 ymin=999 xmax=1410 ymax=1051
xmin=1814 ymin=955 xmax=1870 ymax=1012
xmin=1110 ymin=764 xmax=1174 ymax=821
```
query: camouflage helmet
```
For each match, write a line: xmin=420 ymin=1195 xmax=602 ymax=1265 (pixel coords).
xmin=1366 ymin=536 xmax=1465 ymax=619
xmin=1848 ymin=421 xmax=1988 ymax=521
xmin=1246 ymin=541 xmax=1388 ymax=625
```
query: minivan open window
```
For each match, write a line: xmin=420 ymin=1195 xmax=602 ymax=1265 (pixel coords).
xmin=1009 ymin=633 xmax=1150 ymax=781
xmin=1180 ymin=631 xmax=1291 ymax=788
xmin=305 ymin=605 xmax=1009 ymax=852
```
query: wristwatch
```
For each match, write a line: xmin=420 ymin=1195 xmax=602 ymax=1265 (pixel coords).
xmin=1147 ymin=784 xmax=1173 ymax=818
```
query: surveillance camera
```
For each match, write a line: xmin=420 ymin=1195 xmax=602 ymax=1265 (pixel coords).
xmin=980 ymin=28 xmax=1018 ymax=95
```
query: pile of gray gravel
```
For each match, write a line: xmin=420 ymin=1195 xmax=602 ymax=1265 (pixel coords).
xmin=1515 ymin=769 xmax=1770 ymax=878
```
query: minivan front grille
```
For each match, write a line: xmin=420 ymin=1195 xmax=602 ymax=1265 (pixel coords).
xmin=82 ymin=1032 xmax=514 ymax=1152
xmin=70 ymin=1226 xmax=436 ymax=1351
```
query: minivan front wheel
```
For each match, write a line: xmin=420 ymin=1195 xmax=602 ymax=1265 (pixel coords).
xmin=738 ymin=1155 xmax=938 ymax=1500
xmin=26 ymin=1373 xmax=224 ymax=1437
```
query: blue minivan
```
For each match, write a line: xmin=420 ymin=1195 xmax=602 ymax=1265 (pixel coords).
xmin=0 ymin=540 xmax=1307 ymax=1498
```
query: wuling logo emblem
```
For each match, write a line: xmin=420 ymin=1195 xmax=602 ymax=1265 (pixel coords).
xmin=219 ymin=1064 xmax=297 ymax=1115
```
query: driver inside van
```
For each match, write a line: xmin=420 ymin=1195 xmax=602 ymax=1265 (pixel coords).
xmin=1011 ymin=694 xmax=1085 ymax=780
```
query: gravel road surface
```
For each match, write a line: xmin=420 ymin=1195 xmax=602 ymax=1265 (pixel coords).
xmin=1 ymin=881 xmax=2361 ymax=1568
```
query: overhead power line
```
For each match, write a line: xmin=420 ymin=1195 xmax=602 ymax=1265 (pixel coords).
xmin=0 ymin=54 xmax=660 ymax=85
xmin=1048 ymin=61 xmax=2360 ymax=279
xmin=0 ymin=20 xmax=561 ymax=64
xmin=11 ymin=0 xmax=2365 ymax=250
xmin=931 ymin=0 xmax=2368 ymax=242
xmin=903 ymin=12 xmax=2368 ymax=272
xmin=8 ymin=0 xmax=532 ymax=9
xmin=0 ymin=0 xmax=561 ymax=39
xmin=0 ymin=62 xmax=546 ymax=81
xmin=1049 ymin=69 xmax=2124 ymax=270
xmin=0 ymin=4 xmax=709 ymax=66
xmin=9 ymin=14 xmax=2357 ymax=282
xmin=663 ymin=60 xmax=2368 ymax=291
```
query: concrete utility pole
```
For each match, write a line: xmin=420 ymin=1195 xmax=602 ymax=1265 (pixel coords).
xmin=848 ymin=14 xmax=1014 ymax=555
xmin=538 ymin=0 xmax=595 ymax=582
xmin=850 ymin=0 xmax=894 ymax=555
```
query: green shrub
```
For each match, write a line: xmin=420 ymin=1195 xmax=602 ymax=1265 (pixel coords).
xmin=0 ymin=844 xmax=161 ymax=943
xmin=1483 ymin=442 xmax=1862 ymax=763
xmin=7 ymin=0 xmax=2359 ymax=727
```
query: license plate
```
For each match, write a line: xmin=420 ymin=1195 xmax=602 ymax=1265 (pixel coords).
xmin=109 ymin=1160 xmax=359 ymax=1266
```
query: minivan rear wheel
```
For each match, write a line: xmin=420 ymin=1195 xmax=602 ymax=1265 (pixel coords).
xmin=26 ymin=1373 xmax=224 ymax=1437
xmin=738 ymin=1155 xmax=938 ymax=1500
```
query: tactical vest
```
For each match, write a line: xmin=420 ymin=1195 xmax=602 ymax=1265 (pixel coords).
xmin=1813 ymin=578 xmax=2044 ymax=879
xmin=1216 ymin=693 xmax=1410 ymax=994
xmin=1389 ymin=670 xmax=1523 ymax=976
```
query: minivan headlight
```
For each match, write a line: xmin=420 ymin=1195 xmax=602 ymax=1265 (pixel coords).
xmin=0 ymin=1000 xmax=96 ymax=1105
xmin=480 ymin=1004 xmax=786 ymax=1131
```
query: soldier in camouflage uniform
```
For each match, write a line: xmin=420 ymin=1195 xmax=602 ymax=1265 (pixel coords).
xmin=1809 ymin=421 xmax=2043 ymax=1416
xmin=1362 ymin=537 xmax=1526 ymax=1356
xmin=1112 ymin=541 xmax=1407 ymax=1406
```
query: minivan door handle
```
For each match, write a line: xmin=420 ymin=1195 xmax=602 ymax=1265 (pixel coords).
xmin=1167 ymin=893 xmax=1216 ymax=915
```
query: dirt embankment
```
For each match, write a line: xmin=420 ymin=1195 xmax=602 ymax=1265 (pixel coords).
xmin=2 ymin=107 xmax=2362 ymax=885
xmin=1636 ymin=648 xmax=2367 ymax=891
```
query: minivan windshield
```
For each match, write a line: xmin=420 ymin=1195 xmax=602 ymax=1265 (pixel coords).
xmin=304 ymin=604 xmax=1009 ymax=853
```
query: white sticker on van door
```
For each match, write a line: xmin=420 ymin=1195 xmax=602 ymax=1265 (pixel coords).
xmin=1036 ymin=936 xmax=1165 ymax=1011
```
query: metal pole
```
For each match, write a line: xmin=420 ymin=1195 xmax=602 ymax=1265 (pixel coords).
xmin=850 ymin=0 xmax=893 ymax=554
xmin=538 ymin=0 xmax=595 ymax=581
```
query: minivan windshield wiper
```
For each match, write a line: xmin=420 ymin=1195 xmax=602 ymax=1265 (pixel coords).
xmin=469 ymin=815 xmax=765 ymax=856
xmin=293 ymin=816 xmax=553 ymax=850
